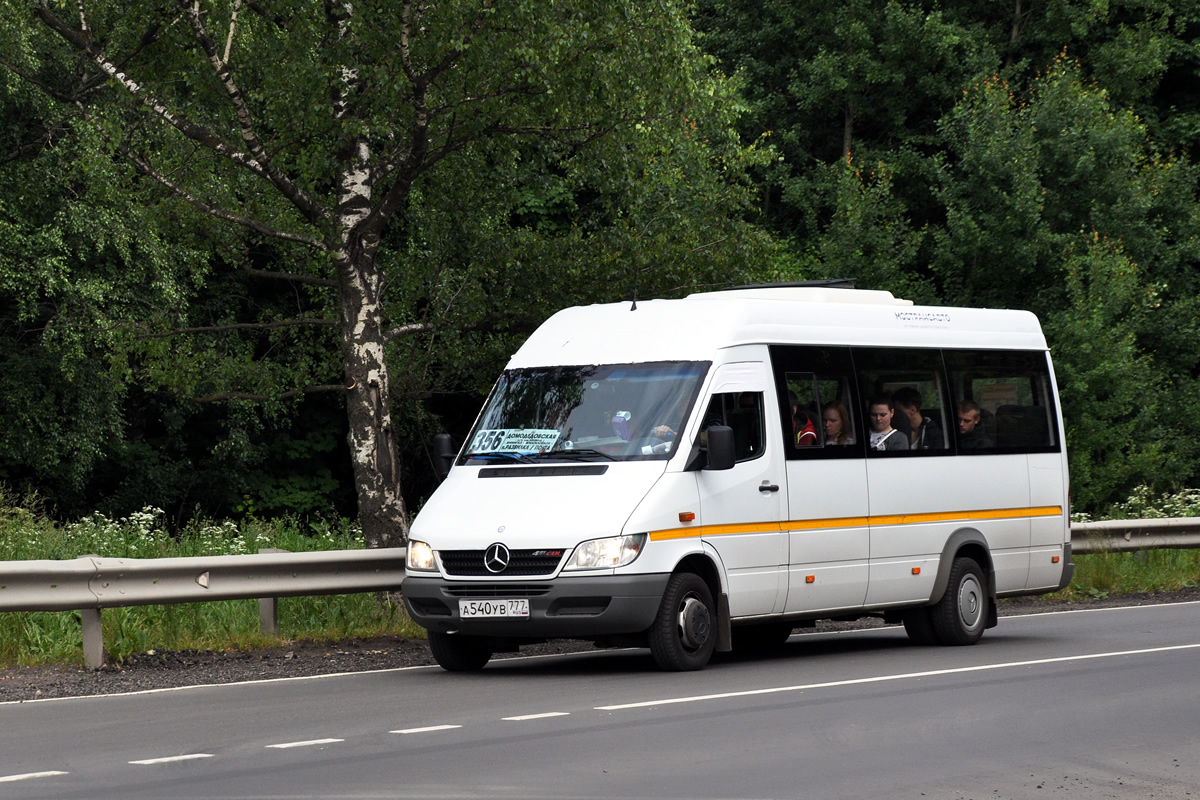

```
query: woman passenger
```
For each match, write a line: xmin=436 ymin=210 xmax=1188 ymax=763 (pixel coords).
xmin=822 ymin=401 xmax=856 ymax=445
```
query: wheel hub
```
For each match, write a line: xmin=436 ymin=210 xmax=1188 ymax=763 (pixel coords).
xmin=678 ymin=595 xmax=711 ymax=651
xmin=958 ymin=576 xmax=983 ymax=629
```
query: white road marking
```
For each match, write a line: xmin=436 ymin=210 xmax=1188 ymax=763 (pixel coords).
xmin=265 ymin=738 xmax=344 ymax=749
xmin=597 ymin=643 xmax=1200 ymax=711
xmin=1003 ymin=599 xmax=1200 ymax=619
xmin=391 ymin=724 xmax=463 ymax=734
xmin=503 ymin=711 xmax=570 ymax=721
xmin=0 ymin=771 xmax=68 ymax=783
xmin=129 ymin=754 xmax=214 ymax=765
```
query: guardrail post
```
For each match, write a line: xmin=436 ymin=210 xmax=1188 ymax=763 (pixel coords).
xmin=81 ymin=608 xmax=104 ymax=669
xmin=258 ymin=548 xmax=285 ymax=636
xmin=259 ymin=597 xmax=278 ymax=636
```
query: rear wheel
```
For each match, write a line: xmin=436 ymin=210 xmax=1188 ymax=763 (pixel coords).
xmin=428 ymin=632 xmax=493 ymax=671
xmin=930 ymin=557 xmax=988 ymax=645
xmin=648 ymin=572 xmax=717 ymax=671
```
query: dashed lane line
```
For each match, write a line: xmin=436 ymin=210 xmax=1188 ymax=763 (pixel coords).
xmin=0 ymin=771 xmax=68 ymax=783
xmin=265 ymin=738 xmax=344 ymax=749
xmin=503 ymin=712 xmax=571 ymax=721
xmin=129 ymin=754 xmax=215 ymax=765
xmin=391 ymin=724 xmax=463 ymax=734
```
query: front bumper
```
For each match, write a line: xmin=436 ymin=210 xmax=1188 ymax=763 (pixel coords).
xmin=402 ymin=572 xmax=670 ymax=638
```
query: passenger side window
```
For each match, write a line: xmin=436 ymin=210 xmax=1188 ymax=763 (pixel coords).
xmin=943 ymin=350 xmax=1060 ymax=452
xmin=854 ymin=347 xmax=951 ymax=455
xmin=785 ymin=372 xmax=859 ymax=449
xmin=770 ymin=345 xmax=862 ymax=459
xmin=698 ymin=392 xmax=765 ymax=462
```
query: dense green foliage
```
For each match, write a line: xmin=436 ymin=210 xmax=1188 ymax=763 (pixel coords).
xmin=0 ymin=0 xmax=1197 ymax=521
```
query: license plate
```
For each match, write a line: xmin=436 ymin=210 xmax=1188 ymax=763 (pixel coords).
xmin=459 ymin=598 xmax=530 ymax=618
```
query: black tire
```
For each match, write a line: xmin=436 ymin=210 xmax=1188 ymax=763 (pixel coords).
xmin=732 ymin=621 xmax=794 ymax=652
xmin=428 ymin=631 xmax=493 ymax=671
xmin=902 ymin=607 xmax=941 ymax=645
xmin=648 ymin=572 xmax=717 ymax=671
xmin=930 ymin=556 xmax=988 ymax=646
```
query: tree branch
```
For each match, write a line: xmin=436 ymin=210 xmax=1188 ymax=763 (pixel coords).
xmin=0 ymin=56 xmax=77 ymax=103
xmin=179 ymin=0 xmax=325 ymax=224
xmin=223 ymin=0 xmax=242 ymax=64
xmin=33 ymin=2 xmax=271 ymax=179
xmin=383 ymin=321 xmax=434 ymax=342
xmin=118 ymin=144 xmax=326 ymax=249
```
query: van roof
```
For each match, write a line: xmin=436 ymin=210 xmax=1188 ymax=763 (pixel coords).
xmin=508 ymin=287 xmax=1047 ymax=368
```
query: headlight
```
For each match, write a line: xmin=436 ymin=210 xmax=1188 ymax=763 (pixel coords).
xmin=563 ymin=533 xmax=646 ymax=570
xmin=406 ymin=540 xmax=436 ymax=571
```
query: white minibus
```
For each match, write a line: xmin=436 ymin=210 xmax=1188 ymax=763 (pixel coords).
xmin=403 ymin=286 xmax=1073 ymax=670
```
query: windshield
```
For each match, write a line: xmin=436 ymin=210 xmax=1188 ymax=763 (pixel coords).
xmin=462 ymin=362 xmax=710 ymax=463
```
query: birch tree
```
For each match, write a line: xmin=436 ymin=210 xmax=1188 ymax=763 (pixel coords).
xmin=2 ymin=0 xmax=729 ymax=544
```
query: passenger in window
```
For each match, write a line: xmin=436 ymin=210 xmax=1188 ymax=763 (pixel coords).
xmin=867 ymin=396 xmax=908 ymax=451
xmin=957 ymin=401 xmax=994 ymax=449
xmin=892 ymin=387 xmax=945 ymax=450
xmin=822 ymin=400 xmax=855 ymax=445
xmin=788 ymin=391 xmax=818 ymax=447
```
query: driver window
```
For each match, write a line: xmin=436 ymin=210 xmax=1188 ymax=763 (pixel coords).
xmin=698 ymin=392 xmax=765 ymax=462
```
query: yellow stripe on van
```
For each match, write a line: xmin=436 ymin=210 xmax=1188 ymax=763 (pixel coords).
xmin=647 ymin=505 xmax=1062 ymax=541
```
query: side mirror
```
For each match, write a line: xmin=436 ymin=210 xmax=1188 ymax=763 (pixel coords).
xmin=704 ymin=425 xmax=736 ymax=471
xmin=433 ymin=433 xmax=456 ymax=481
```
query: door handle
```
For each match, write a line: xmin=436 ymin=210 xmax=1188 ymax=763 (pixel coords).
xmin=759 ymin=481 xmax=780 ymax=493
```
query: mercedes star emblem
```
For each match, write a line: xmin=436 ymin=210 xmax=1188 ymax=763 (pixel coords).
xmin=484 ymin=542 xmax=511 ymax=573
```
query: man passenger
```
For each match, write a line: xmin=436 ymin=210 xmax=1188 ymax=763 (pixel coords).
xmin=957 ymin=401 xmax=993 ymax=449
xmin=893 ymin=387 xmax=944 ymax=450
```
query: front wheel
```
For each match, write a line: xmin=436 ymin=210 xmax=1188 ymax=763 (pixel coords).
xmin=428 ymin=632 xmax=493 ymax=671
xmin=648 ymin=572 xmax=717 ymax=671
xmin=930 ymin=557 xmax=988 ymax=646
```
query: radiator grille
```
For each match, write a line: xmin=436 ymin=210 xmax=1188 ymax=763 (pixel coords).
xmin=439 ymin=549 xmax=565 ymax=577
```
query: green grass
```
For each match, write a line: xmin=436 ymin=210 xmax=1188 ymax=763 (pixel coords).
xmin=1048 ymin=549 xmax=1200 ymax=602
xmin=0 ymin=490 xmax=424 ymax=667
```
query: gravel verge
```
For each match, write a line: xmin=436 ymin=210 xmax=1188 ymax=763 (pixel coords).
xmin=3 ymin=587 xmax=1197 ymax=703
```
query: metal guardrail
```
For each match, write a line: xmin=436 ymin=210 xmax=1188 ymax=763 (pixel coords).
xmin=0 ymin=548 xmax=405 ymax=668
xmin=1069 ymin=517 xmax=1200 ymax=554
xmin=1 ymin=517 xmax=1198 ymax=669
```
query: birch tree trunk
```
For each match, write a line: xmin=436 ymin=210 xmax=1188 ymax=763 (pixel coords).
xmin=337 ymin=252 xmax=408 ymax=547
xmin=335 ymin=141 xmax=408 ymax=547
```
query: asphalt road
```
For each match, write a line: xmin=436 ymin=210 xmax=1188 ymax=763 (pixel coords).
xmin=3 ymin=600 xmax=1199 ymax=800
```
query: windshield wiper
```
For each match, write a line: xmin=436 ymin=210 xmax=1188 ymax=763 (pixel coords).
xmin=535 ymin=448 xmax=618 ymax=461
xmin=468 ymin=452 xmax=538 ymax=464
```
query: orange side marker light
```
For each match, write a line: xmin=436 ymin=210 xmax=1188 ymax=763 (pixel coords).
xmin=1052 ymin=555 xmax=1060 ymax=563
xmin=805 ymin=575 xmax=815 ymax=584
xmin=679 ymin=512 xmax=696 ymax=522
xmin=912 ymin=567 xmax=921 ymax=575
